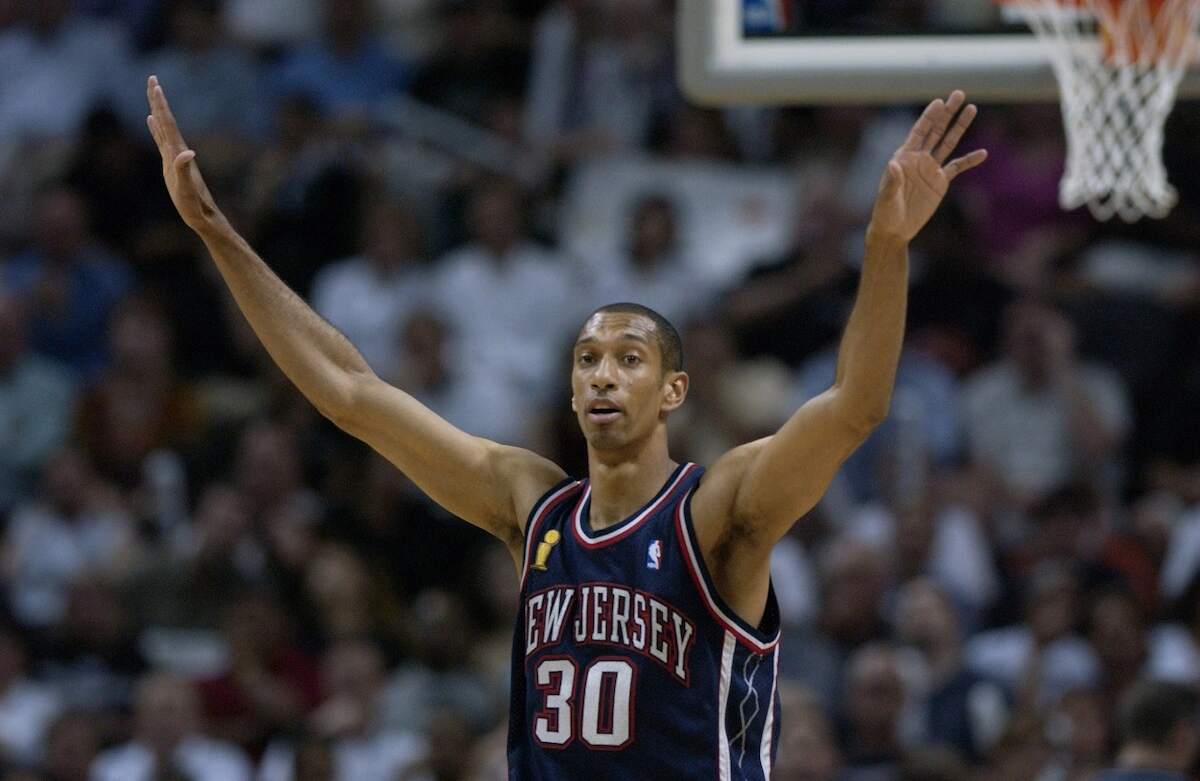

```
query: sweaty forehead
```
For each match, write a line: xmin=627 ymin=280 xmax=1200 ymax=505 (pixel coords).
xmin=575 ymin=312 xmax=658 ymax=345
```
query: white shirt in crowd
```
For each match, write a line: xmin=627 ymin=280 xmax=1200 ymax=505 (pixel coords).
xmin=90 ymin=736 xmax=253 ymax=781
xmin=428 ymin=242 xmax=579 ymax=403
xmin=310 ymin=255 xmax=428 ymax=378
xmin=0 ymin=678 xmax=61 ymax=766
xmin=962 ymin=362 xmax=1131 ymax=497
xmin=258 ymin=730 xmax=425 ymax=781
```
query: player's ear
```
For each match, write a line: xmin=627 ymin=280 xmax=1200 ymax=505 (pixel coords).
xmin=570 ymin=395 xmax=577 ymax=413
xmin=661 ymin=372 xmax=688 ymax=412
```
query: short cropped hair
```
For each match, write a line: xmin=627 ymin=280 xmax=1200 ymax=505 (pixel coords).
xmin=585 ymin=303 xmax=683 ymax=373
xmin=1117 ymin=680 xmax=1200 ymax=747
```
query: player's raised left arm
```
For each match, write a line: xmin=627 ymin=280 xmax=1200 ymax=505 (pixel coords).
xmin=696 ymin=93 xmax=987 ymax=552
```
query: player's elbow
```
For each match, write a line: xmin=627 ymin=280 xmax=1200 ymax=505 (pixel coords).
xmin=318 ymin=371 xmax=373 ymax=430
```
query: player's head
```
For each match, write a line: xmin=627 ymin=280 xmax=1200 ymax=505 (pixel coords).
xmin=571 ymin=304 xmax=687 ymax=453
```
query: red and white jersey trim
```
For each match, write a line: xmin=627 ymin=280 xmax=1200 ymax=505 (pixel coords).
xmin=520 ymin=480 xmax=583 ymax=587
xmin=572 ymin=464 xmax=698 ymax=549
xmin=674 ymin=487 xmax=780 ymax=654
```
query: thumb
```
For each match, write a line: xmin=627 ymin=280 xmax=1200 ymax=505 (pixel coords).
xmin=880 ymin=160 xmax=903 ymax=197
xmin=173 ymin=149 xmax=196 ymax=171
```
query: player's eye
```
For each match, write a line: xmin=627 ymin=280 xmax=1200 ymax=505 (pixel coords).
xmin=623 ymin=354 xmax=641 ymax=366
xmin=577 ymin=353 xmax=595 ymax=366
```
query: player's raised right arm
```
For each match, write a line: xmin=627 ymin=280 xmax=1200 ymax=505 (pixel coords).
xmin=145 ymin=76 xmax=565 ymax=550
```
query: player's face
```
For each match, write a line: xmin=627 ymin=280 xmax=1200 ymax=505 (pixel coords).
xmin=571 ymin=312 xmax=686 ymax=452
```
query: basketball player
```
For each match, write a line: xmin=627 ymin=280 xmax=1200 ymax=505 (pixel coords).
xmin=146 ymin=76 xmax=986 ymax=779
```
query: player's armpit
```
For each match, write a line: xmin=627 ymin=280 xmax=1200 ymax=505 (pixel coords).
xmin=330 ymin=374 xmax=567 ymax=553
xmin=694 ymin=388 xmax=871 ymax=552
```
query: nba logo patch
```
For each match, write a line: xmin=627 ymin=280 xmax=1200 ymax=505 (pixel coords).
xmin=646 ymin=539 xmax=663 ymax=570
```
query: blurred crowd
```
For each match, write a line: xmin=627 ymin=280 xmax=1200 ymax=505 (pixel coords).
xmin=2 ymin=0 xmax=1200 ymax=780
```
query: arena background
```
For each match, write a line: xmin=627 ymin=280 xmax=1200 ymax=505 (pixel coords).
xmin=1 ymin=1 xmax=1200 ymax=779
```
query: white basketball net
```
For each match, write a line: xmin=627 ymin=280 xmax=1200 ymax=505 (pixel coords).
xmin=1005 ymin=0 xmax=1200 ymax=221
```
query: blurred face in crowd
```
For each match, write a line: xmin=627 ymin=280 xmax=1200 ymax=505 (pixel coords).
xmin=1088 ymin=591 xmax=1147 ymax=677
xmin=571 ymin=311 xmax=686 ymax=455
xmin=1025 ymin=567 xmax=1079 ymax=645
xmin=324 ymin=0 xmax=369 ymax=48
xmin=1053 ymin=689 xmax=1109 ymax=766
xmin=1003 ymin=299 xmax=1075 ymax=389
xmin=362 ymin=201 xmax=420 ymax=271
xmin=235 ymin=422 xmax=301 ymax=511
xmin=294 ymin=736 xmax=335 ymax=781
xmin=0 ymin=293 xmax=28 ymax=374
xmin=629 ymin=197 xmax=677 ymax=268
xmin=426 ymin=711 xmax=475 ymax=780
xmin=225 ymin=594 xmax=289 ymax=664
xmin=774 ymin=694 xmax=841 ymax=781
xmin=168 ymin=0 xmax=220 ymax=52
xmin=820 ymin=540 xmax=888 ymax=645
xmin=846 ymin=645 xmax=905 ymax=745
xmin=27 ymin=0 xmax=70 ymax=34
xmin=195 ymin=484 xmax=252 ymax=555
xmin=134 ymin=674 xmax=201 ymax=751
xmin=42 ymin=448 xmax=92 ymax=517
xmin=323 ymin=639 xmax=385 ymax=704
xmin=895 ymin=579 xmax=960 ymax=667
xmin=44 ymin=713 xmax=100 ymax=781
xmin=412 ymin=589 xmax=472 ymax=667
xmin=35 ymin=188 xmax=90 ymax=262
xmin=110 ymin=299 xmax=172 ymax=377
xmin=401 ymin=311 xmax=451 ymax=389
xmin=0 ymin=631 xmax=25 ymax=691
xmin=468 ymin=182 xmax=524 ymax=257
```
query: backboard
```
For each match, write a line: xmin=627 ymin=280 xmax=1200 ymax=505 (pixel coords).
xmin=678 ymin=0 xmax=1200 ymax=104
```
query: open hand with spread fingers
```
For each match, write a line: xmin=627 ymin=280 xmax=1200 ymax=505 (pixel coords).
xmin=145 ymin=75 xmax=223 ymax=234
xmin=869 ymin=90 xmax=988 ymax=244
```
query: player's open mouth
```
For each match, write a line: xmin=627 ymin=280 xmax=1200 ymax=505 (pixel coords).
xmin=586 ymin=401 xmax=623 ymax=423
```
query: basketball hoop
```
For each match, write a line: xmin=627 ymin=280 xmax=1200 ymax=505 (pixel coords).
xmin=1000 ymin=0 xmax=1200 ymax=221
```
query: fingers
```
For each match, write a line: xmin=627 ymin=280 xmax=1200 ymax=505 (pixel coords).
xmin=932 ymin=102 xmax=978 ymax=164
xmin=902 ymin=91 xmax=968 ymax=154
xmin=901 ymin=98 xmax=944 ymax=153
xmin=146 ymin=75 xmax=188 ymax=159
xmin=944 ymin=148 xmax=989 ymax=182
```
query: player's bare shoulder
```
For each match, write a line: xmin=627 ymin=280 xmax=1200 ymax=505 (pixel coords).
xmin=688 ymin=437 xmax=773 ymax=550
xmin=486 ymin=442 xmax=569 ymax=539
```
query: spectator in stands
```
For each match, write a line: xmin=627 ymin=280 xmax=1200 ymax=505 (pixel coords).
xmin=2 ymin=188 xmax=132 ymax=379
xmin=583 ymin=194 xmax=714 ymax=326
xmin=75 ymin=294 xmax=200 ymax=490
xmin=0 ymin=292 xmax=77 ymax=514
xmin=0 ymin=0 xmax=132 ymax=140
xmin=140 ymin=0 xmax=263 ymax=143
xmin=965 ymin=563 xmax=1099 ymax=709
xmin=963 ymin=298 xmax=1131 ymax=509
xmin=0 ymin=626 xmax=61 ymax=767
xmin=429 ymin=178 xmax=577 ymax=402
xmin=310 ymin=198 xmax=429 ymax=379
xmin=382 ymin=589 xmax=493 ymax=734
xmin=303 ymin=543 xmax=404 ymax=649
xmin=773 ymin=684 xmax=843 ymax=781
xmin=1098 ymin=680 xmax=1199 ymax=781
xmin=410 ymin=0 xmax=527 ymax=125
xmin=89 ymin=671 xmax=252 ymax=781
xmin=36 ymin=579 xmax=147 ymax=716
xmin=268 ymin=0 xmax=409 ymax=117
xmin=839 ymin=644 xmax=908 ymax=781
xmin=392 ymin=309 xmax=534 ymax=447
xmin=3 ymin=448 xmax=136 ymax=628
xmin=259 ymin=639 xmax=423 ymax=781
xmin=196 ymin=592 xmax=321 ymax=755
xmin=894 ymin=579 xmax=1007 ymax=761
xmin=524 ymin=0 xmax=675 ymax=157
xmin=40 ymin=710 xmax=99 ymax=781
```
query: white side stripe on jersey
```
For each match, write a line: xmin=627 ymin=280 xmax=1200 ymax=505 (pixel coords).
xmin=717 ymin=631 xmax=735 ymax=781
xmin=674 ymin=489 xmax=780 ymax=653
xmin=760 ymin=648 xmax=780 ymax=779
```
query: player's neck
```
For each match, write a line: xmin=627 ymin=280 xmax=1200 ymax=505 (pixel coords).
xmin=585 ymin=440 xmax=677 ymax=532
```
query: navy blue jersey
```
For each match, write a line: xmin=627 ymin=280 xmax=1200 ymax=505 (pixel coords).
xmin=507 ymin=463 xmax=782 ymax=780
